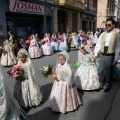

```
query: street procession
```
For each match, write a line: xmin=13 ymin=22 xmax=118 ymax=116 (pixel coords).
xmin=0 ymin=0 xmax=120 ymax=120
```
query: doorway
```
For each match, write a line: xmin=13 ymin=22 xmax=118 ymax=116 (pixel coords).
xmin=58 ymin=10 xmax=66 ymax=33
xmin=82 ymin=21 xmax=87 ymax=32
xmin=46 ymin=16 xmax=52 ymax=33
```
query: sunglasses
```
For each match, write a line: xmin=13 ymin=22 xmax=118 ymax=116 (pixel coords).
xmin=105 ymin=24 xmax=112 ymax=27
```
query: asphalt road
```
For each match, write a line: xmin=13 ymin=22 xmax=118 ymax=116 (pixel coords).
xmin=2 ymin=50 xmax=120 ymax=120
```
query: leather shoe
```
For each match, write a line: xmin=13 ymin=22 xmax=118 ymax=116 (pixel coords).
xmin=99 ymin=86 xmax=104 ymax=90
xmin=104 ymin=87 xmax=111 ymax=92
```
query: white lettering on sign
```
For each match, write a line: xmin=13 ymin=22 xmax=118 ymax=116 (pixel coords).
xmin=9 ymin=0 xmax=44 ymax=15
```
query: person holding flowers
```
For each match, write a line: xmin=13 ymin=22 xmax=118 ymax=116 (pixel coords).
xmin=0 ymin=65 xmax=28 ymax=120
xmin=58 ymin=33 xmax=68 ymax=51
xmin=71 ymin=32 xmax=79 ymax=50
xmin=41 ymin=33 xmax=54 ymax=55
xmin=13 ymin=48 xmax=43 ymax=108
xmin=49 ymin=51 xmax=81 ymax=113
xmin=50 ymin=33 xmax=59 ymax=52
xmin=8 ymin=31 xmax=19 ymax=56
xmin=1 ymin=40 xmax=17 ymax=66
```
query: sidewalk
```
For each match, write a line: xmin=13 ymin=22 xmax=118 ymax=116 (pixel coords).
xmin=107 ymin=79 xmax=120 ymax=120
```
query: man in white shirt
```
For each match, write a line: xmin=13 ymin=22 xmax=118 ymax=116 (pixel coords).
xmin=94 ymin=17 xmax=120 ymax=92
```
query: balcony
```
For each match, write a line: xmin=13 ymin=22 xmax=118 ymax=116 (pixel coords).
xmin=54 ymin=0 xmax=84 ymax=11
xmin=84 ymin=3 xmax=97 ymax=14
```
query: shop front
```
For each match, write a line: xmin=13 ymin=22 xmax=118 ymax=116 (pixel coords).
xmin=0 ymin=0 xmax=53 ymax=38
xmin=81 ymin=12 xmax=97 ymax=33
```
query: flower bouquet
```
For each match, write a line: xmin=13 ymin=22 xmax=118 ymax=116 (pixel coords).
xmin=10 ymin=65 xmax=24 ymax=79
xmin=51 ymin=70 xmax=59 ymax=82
xmin=0 ymin=46 xmax=4 ymax=50
xmin=39 ymin=65 xmax=53 ymax=78
xmin=39 ymin=65 xmax=59 ymax=82
xmin=70 ymin=44 xmax=76 ymax=48
xmin=71 ymin=61 xmax=80 ymax=68
xmin=40 ymin=39 xmax=45 ymax=45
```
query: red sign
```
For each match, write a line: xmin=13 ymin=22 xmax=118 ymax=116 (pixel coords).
xmin=9 ymin=0 xmax=44 ymax=15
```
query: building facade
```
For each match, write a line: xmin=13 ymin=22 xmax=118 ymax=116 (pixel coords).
xmin=97 ymin=0 xmax=115 ymax=28
xmin=114 ymin=0 xmax=120 ymax=27
xmin=54 ymin=0 xmax=84 ymax=33
xmin=81 ymin=0 xmax=97 ymax=33
xmin=0 ymin=0 xmax=54 ymax=38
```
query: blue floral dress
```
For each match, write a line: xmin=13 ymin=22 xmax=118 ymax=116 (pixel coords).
xmin=75 ymin=54 xmax=100 ymax=90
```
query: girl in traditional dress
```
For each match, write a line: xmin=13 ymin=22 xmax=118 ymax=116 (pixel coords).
xmin=28 ymin=35 xmax=42 ymax=58
xmin=49 ymin=51 xmax=81 ymax=113
xmin=59 ymin=33 xmax=68 ymax=51
xmin=78 ymin=38 xmax=93 ymax=64
xmin=41 ymin=34 xmax=54 ymax=55
xmin=13 ymin=48 xmax=43 ymax=108
xmin=75 ymin=47 xmax=100 ymax=90
xmin=0 ymin=65 xmax=28 ymax=120
xmin=1 ymin=40 xmax=17 ymax=66
xmin=50 ymin=33 xmax=59 ymax=52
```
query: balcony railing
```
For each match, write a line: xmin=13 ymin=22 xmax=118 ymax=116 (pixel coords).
xmin=54 ymin=0 xmax=84 ymax=10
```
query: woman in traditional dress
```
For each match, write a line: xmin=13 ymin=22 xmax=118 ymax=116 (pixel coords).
xmin=1 ymin=40 xmax=17 ymax=66
xmin=28 ymin=35 xmax=42 ymax=58
xmin=87 ymin=32 xmax=93 ymax=48
xmin=41 ymin=34 xmax=54 ymax=55
xmin=0 ymin=65 xmax=28 ymax=120
xmin=49 ymin=51 xmax=81 ymax=113
xmin=70 ymin=32 xmax=79 ymax=50
xmin=13 ymin=48 xmax=43 ymax=108
xmin=8 ymin=31 xmax=19 ymax=56
xmin=59 ymin=33 xmax=68 ymax=51
xmin=67 ymin=33 xmax=72 ymax=50
xmin=75 ymin=47 xmax=100 ymax=90
xmin=50 ymin=33 xmax=59 ymax=52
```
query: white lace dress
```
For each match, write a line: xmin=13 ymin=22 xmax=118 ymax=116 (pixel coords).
xmin=75 ymin=54 xmax=100 ymax=90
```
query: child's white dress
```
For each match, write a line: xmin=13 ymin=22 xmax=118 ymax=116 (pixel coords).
xmin=75 ymin=54 xmax=100 ymax=90
xmin=49 ymin=62 xmax=81 ymax=113
xmin=13 ymin=49 xmax=43 ymax=108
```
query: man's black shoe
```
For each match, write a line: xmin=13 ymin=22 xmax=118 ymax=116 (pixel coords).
xmin=98 ymin=86 xmax=103 ymax=90
xmin=104 ymin=87 xmax=111 ymax=92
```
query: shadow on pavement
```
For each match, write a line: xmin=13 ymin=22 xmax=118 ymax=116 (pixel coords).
xmin=81 ymin=79 xmax=120 ymax=120
xmin=40 ymin=83 xmax=53 ymax=105
xmin=77 ymin=89 xmax=84 ymax=106
xmin=28 ymin=107 xmax=60 ymax=120
xmin=23 ymin=83 xmax=53 ymax=114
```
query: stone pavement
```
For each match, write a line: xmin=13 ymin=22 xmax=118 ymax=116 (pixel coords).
xmin=107 ymin=79 xmax=120 ymax=120
xmin=2 ymin=50 xmax=120 ymax=120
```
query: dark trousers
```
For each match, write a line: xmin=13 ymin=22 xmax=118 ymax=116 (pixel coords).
xmin=98 ymin=54 xmax=114 ymax=87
